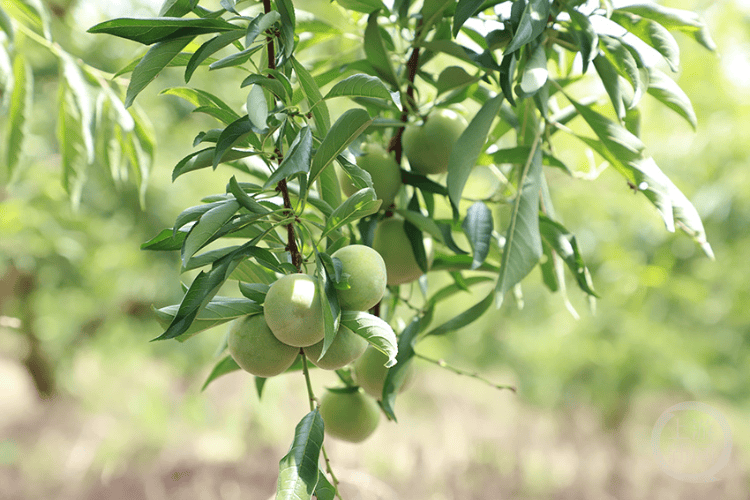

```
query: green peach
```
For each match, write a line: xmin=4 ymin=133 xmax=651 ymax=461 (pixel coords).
xmin=319 ymin=388 xmax=380 ymax=443
xmin=402 ymin=108 xmax=468 ymax=175
xmin=304 ymin=325 xmax=368 ymax=370
xmin=264 ymin=273 xmax=325 ymax=347
xmin=352 ymin=346 xmax=415 ymax=399
xmin=331 ymin=244 xmax=387 ymax=311
xmin=340 ymin=144 xmax=402 ymax=209
xmin=372 ymin=216 xmax=434 ymax=286
xmin=227 ymin=314 xmax=299 ymax=378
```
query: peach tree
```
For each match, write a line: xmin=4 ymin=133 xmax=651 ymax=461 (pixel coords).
xmin=89 ymin=0 xmax=714 ymax=497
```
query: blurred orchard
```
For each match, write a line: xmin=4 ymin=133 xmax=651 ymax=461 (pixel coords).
xmin=1 ymin=0 xmax=749 ymax=498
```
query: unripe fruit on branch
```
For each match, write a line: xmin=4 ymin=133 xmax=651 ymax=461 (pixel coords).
xmin=227 ymin=314 xmax=299 ymax=378
xmin=319 ymin=388 xmax=381 ymax=443
xmin=402 ymin=108 xmax=468 ymax=175
xmin=264 ymin=273 xmax=325 ymax=347
xmin=372 ymin=216 xmax=434 ymax=286
xmin=331 ymin=244 xmax=387 ymax=311
xmin=304 ymin=325 xmax=368 ymax=370
xmin=339 ymin=144 xmax=402 ymax=209
xmin=353 ymin=346 xmax=415 ymax=399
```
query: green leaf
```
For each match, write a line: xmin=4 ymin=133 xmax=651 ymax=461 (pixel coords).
xmin=425 ymin=290 xmax=494 ymax=336
xmin=245 ymin=11 xmax=281 ymax=46
xmin=453 ymin=0 xmax=485 ymax=37
xmin=309 ymin=108 xmax=372 ymax=186
xmin=394 ymin=208 xmax=445 ymax=244
xmin=313 ymin=469 xmax=336 ymax=500
xmin=276 ymin=409 xmax=324 ymax=500
xmin=227 ymin=177 xmax=270 ymax=215
xmin=364 ymin=11 xmax=399 ymax=88
xmin=185 ymin=30 xmax=245 ymax=82
xmin=241 ymin=74 xmax=290 ymax=102
xmin=315 ymin=252 xmax=341 ymax=359
xmin=172 ymin=147 xmax=256 ymax=180
xmin=201 ymin=354 xmax=241 ymax=391
xmin=611 ymin=11 xmax=679 ymax=72
xmin=336 ymin=0 xmax=387 ymax=14
xmin=593 ymin=54 xmax=626 ymax=120
xmin=264 ymin=127 xmax=313 ymax=187
xmin=141 ymin=228 xmax=189 ymax=251
xmin=504 ymin=0 xmax=550 ymax=54
xmin=87 ymin=17 xmax=240 ymax=45
xmin=599 ymin=35 xmax=644 ymax=108
xmin=154 ymin=297 xmax=262 ymax=342
xmin=0 ymin=8 xmax=13 ymax=42
xmin=5 ymin=55 xmax=31 ymax=181
xmin=495 ymin=140 xmax=543 ymax=307
xmin=646 ymin=67 xmax=697 ymax=130
xmin=499 ymin=50 xmax=517 ymax=106
xmin=322 ymin=188 xmax=381 ymax=237
xmin=336 ymin=154 xmax=373 ymax=192
xmin=159 ymin=0 xmax=198 ymax=16
xmin=220 ymin=0 xmax=238 ymax=14
xmin=153 ymin=244 xmax=258 ymax=341
xmin=4 ymin=0 xmax=50 ymax=40
xmin=616 ymin=3 xmax=715 ymax=51
xmin=324 ymin=74 xmax=393 ymax=101
xmin=340 ymin=311 xmax=397 ymax=367
xmin=381 ymin=316 xmax=420 ymax=421
xmin=447 ymin=94 xmax=503 ymax=208
xmin=538 ymin=215 xmax=597 ymax=297
xmin=246 ymin=85 xmax=269 ymax=130
xmin=125 ymin=36 xmax=194 ymax=108
xmin=519 ymin=43 xmax=548 ymax=95
xmin=461 ymin=202 xmax=493 ymax=270
xmin=435 ymin=66 xmax=476 ymax=95
xmin=565 ymin=93 xmax=645 ymax=161
xmin=160 ymin=87 xmax=239 ymax=118
xmin=208 ymin=43 xmax=264 ymax=70
xmin=567 ymin=7 xmax=598 ymax=74
xmin=213 ymin=115 xmax=257 ymax=168
xmin=291 ymin=56 xmax=331 ymax=133
xmin=182 ymin=200 xmax=240 ymax=265
xmin=238 ymin=282 xmax=269 ymax=302
xmin=60 ymin=53 xmax=94 ymax=165
xmin=274 ymin=0 xmax=296 ymax=62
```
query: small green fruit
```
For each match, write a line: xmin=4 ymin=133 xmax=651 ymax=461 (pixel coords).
xmin=227 ymin=315 xmax=299 ymax=378
xmin=372 ymin=216 xmax=434 ymax=286
xmin=352 ymin=346 xmax=415 ymax=399
xmin=264 ymin=273 xmax=325 ymax=347
xmin=304 ymin=325 xmax=368 ymax=370
xmin=319 ymin=389 xmax=381 ymax=443
xmin=340 ymin=144 xmax=402 ymax=209
xmin=402 ymin=108 xmax=468 ymax=175
xmin=331 ymin=244 xmax=387 ymax=311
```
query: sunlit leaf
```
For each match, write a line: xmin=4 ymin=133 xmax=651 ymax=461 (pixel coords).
xmin=447 ymin=94 xmax=503 ymax=208
xmin=125 ymin=36 xmax=194 ymax=107
xmin=495 ymin=141 xmax=543 ymax=307
xmin=504 ymin=0 xmax=550 ymax=54
xmin=340 ymin=311 xmax=397 ymax=366
xmin=201 ymin=355 xmax=241 ymax=391
xmin=276 ymin=409 xmax=324 ymax=500
xmin=291 ymin=56 xmax=330 ymax=133
xmin=309 ymin=108 xmax=372 ymax=186
xmin=5 ymin=55 xmax=31 ymax=181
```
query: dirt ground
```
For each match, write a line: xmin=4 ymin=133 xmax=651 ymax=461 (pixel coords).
xmin=1 ymin=356 xmax=748 ymax=500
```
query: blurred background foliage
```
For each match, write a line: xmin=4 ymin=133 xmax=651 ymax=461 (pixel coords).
xmin=1 ymin=0 xmax=749 ymax=498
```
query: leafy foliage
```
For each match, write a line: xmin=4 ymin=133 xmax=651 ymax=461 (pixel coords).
xmin=0 ymin=1 xmax=154 ymax=207
xmin=87 ymin=0 xmax=715 ymax=497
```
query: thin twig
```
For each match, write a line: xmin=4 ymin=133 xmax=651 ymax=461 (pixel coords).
xmin=413 ymin=352 xmax=517 ymax=393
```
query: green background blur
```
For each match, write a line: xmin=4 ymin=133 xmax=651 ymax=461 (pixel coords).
xmin=1 ymin=0 xmax=748 ymax=498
